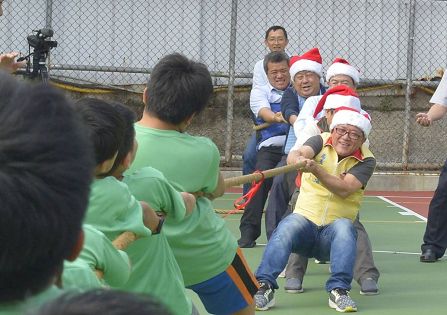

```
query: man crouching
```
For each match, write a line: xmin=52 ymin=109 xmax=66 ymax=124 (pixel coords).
xmin=254 ymin=108 xmax=375 ymax=313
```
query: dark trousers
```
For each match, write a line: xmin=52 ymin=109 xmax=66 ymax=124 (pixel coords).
xmin=239 ymin=146 xmax=283 ymax=242
xmin=421 ymin=158 xmax=447 ymax=258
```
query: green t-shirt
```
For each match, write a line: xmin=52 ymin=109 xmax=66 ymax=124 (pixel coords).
xmin=127 ymin=125 xmax=238 ymax=286
xmin=121 ymin=167 xmax=193 ymax=315
xmin=62 ymin=224 xmax=131 ymax=289
xmin=85 ymin=176 xmax=191 ymax=315
xmin=0 ymin=286 xmax=61 ymax=315
xmin=84 ymin=177 xmax=152 ymax=241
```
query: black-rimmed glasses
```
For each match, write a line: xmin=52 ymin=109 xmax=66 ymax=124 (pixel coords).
xmin=334 ymin=127 xmax=363 ymax=140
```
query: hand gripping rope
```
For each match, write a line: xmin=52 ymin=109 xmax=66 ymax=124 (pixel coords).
xmin=223 ymin=161 xmax=306 ymax=217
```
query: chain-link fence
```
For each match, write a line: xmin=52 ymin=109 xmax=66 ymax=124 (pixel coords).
xmin=1 ymin=0 xmax=446 ymax=170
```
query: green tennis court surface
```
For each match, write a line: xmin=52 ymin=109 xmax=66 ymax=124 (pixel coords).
xmin=188 ymin=192 xmax=447 ymax=314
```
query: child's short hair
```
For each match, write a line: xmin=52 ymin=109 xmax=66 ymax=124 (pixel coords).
xmin=28 ymin=289 xmax=173 ymax=315
xmin=106 ymin=102 xmax=136 ymax=175
xmin=145 ymin=53 xmax=213 ymax=125
xmin=74 ymin=98 xmax=125 ymax=165
xmin=0 ymin=72 xmax=94 ymax=302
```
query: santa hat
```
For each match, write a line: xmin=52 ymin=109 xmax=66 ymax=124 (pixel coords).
xmin=289 ymin=48 xmax=323 ymax=82
xmin=330 ymin=108 xmax=372 ymax=137
xmin=312 ymin=85 xmax=361 ymax=118
xmin=326 ymin=58 xmax=360 ymax=85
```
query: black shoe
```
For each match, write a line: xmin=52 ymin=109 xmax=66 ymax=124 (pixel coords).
xmin=237 ymin=238 xmax=256 ymax=248
xmin=420 ymin=248 xmax=437 ymax=263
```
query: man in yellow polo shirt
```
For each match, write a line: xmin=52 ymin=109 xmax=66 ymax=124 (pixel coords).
xmin=253 ymin=108 xmax=375 ymax=313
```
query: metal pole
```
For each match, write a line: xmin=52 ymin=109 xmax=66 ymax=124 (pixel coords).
xmin=224 ymin=0 xmax=238 ymax=165
xmin=45 ymin=0 xmax=53 ymax=28
xmin=401 ymin=0 xmax=416 ymax=170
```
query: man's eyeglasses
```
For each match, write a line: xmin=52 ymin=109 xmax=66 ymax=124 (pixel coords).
xmin=334 ymin=127 xmax=363 ymax=140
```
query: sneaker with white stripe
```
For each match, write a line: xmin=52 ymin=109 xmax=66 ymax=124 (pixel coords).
xmin=255 ymin=282 xmax=275 ymax=311
xmin=328 ymin=288 xmax=357 ymax=312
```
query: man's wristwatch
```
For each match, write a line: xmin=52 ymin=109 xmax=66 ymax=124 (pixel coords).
xmin=153 ymin=216 xmax=165 ymax=235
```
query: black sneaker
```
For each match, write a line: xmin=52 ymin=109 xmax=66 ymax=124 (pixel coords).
xmin=254 ymin=282 xmax=275 ymax=311
xmin=328 ymin=288 xmax=357 ymax=312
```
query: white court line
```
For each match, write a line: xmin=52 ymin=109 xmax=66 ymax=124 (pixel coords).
xmin=368 ymin=195 xmax=431 ymax=199
xmin=373 ymin=250 xmax=420 ymax=255
xmin=249 ymin=246 xmax=445 ymax=258
xmin=377 ymin=196 xmax=427 ymax=222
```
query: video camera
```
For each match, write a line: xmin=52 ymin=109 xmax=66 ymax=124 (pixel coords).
xmin=17 ymin=28 xmax=58 ymax=83
xmin=27 ymin=28 xmax=58 ymax=51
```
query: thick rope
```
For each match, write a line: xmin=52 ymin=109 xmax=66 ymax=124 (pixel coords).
xmin=224 ymin=161 xmax=306 ymax=188
xmin=221 ymin=161 xmax=306 ymax=216
xmin=252 ymin=122 xmax=270 ymax=131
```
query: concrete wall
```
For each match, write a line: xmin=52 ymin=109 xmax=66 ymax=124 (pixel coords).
xmin=66 ymin=83 xmax=447 ymax=171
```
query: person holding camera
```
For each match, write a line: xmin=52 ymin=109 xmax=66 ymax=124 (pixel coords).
xmin=0 ymin=52 xmax=24 ymax=73
xmin=0 ymin=0 xmax=25 ymax=72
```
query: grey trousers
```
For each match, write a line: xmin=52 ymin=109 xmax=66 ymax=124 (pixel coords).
xmin=284 ymin=189 xmax=380 ymax=285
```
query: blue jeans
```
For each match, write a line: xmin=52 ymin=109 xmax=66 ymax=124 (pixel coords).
xmin=255 ymin=213 xmax=357 ymax=292
xmin=242 ymin=133 xmax=257 ymax=195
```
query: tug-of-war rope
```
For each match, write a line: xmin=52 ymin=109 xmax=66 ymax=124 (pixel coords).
xmin=222 ymin=161 xmax=305 ymax=217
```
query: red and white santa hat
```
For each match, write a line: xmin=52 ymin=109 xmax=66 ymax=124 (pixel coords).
xmin=289 ymin=48 xmax=323 ymax=82
xmin=312 ymin=85 xmax=361 ymax=118
xmin=330 ymin=107 xmax=372 ymax=137
xmin=326 ymin=58 xmax=360 ymax=85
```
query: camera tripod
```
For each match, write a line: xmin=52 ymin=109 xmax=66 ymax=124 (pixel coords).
xmin=17 ymin=28 xmax=57 ymax=83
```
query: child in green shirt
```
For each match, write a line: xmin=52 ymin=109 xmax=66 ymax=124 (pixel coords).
xmin=0 ymin=73 xmax=93 ymax=314
xmin=72 ymin=97 xmax=161 ymax=242
xmin=73 ymin=98 xmax=195 ymax=315
xmin=128 ymin=53 xmax=258 ymax=315
xmin=107 ymin=102 xmax=197 ymax=315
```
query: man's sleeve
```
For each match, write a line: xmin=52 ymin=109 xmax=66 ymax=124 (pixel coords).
xmin=281 ymin=87 xmax=299 ymax=122
xmin=347 ymin=157 xmax=376 ymax=188
xmin=430 ymin=71 xmax=447 ymax=106
xmin=250 ymin=85 xmax=270 ymax=118
xmin=302 ymin=134 xmax=324 ymax=154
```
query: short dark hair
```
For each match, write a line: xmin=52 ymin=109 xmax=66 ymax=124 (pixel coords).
xmin=105 ymin=102 xmax=137 ymax=175
xmin=0 ymin=72 xmax=94 ymax=302
xmin=265 ymin=25 xmax=288 ymax=40
xmin=28 ymin=289 xmax=173 ymax=315
xmin=73 ymin=98 xmax=125 ymax=166
xmin=145 ymin=53 xmax=213 ymax=125
xmin=263 ymin=51 xmax=290 ymax=73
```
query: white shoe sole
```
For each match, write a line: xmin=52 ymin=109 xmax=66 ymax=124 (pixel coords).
xmin=328 ymin=299 xmax=358 ymax=312
xmin=360 ymin=289 xmax=379 ymax=296
xmin=255 ymin=298 xmax=275 ymax=311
